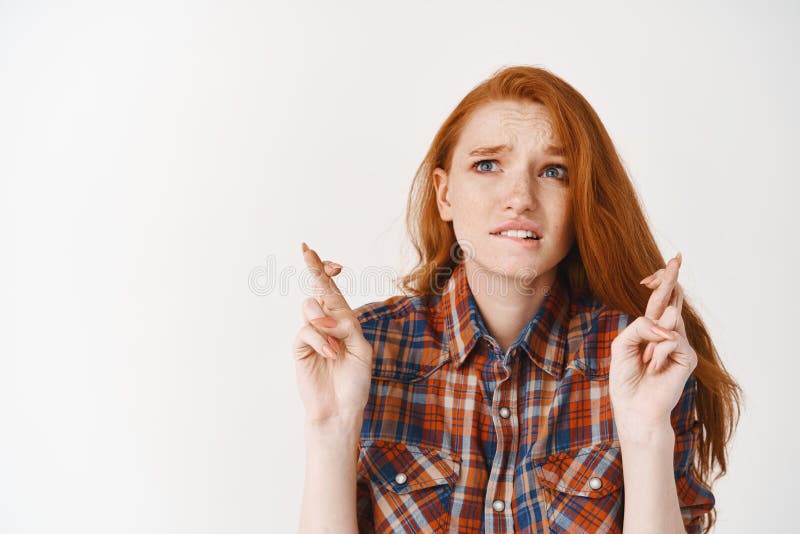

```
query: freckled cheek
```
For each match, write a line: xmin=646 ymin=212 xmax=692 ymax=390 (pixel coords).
xmin=540 ymin=195 xmax=572 ymax=236
xmin=452 ymin=189 xmax=489 ymax=221
xmin=550 ymin=211 xmax=575 ymax=247
xmin=450 ymin=207 xmax=491 ymax=244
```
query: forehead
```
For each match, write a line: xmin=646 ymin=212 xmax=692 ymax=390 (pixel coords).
xmin=455 ymin=100 xmax=560 ymax=153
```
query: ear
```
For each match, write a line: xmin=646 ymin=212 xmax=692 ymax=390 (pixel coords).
xmin=432 ymin=167 xmax=453 ymax=222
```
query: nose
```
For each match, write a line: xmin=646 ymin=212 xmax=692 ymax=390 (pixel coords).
xmin=503 ymin=173 xmax=538 ymax=214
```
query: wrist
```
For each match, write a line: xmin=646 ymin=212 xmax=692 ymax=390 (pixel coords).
xmin=304 ymin=416 xmax=362 ymax=465
xmin=611 ymin=400 xmax=675 ymax=446
xmin=305 ymin=412 xmax=363 ymax=439
xmin=616 ymin=417 xmax=675 ymax=449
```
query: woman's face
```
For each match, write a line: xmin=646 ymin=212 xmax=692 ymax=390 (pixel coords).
xmin=433 ymin=99 xmax=575 ymax=286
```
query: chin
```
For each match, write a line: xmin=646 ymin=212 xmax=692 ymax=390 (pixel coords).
xmin=473 ymin=256 xmax=544 ymax=280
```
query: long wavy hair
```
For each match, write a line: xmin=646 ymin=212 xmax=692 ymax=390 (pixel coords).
xmin=398 ymin=65 xmax=742 ymax=532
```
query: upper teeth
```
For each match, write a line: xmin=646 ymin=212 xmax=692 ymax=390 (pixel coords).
xmin=498 ymin=230 xmax=539 ymax=239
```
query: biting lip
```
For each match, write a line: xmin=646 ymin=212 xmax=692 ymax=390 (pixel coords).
xmin=490 ymin=232 xmax=543 ymax=248
xmin=490 ymin=219 xmax=543 ymax=238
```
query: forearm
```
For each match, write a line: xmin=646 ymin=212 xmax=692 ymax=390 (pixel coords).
xmin=618 ymin=419 xmax=685 ymax=534
xmin=299 ymin=415 xmax=362 ymax=534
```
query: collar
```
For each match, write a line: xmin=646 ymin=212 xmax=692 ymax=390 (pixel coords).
xmin=441 ymin=262 xmax=572 ymax=377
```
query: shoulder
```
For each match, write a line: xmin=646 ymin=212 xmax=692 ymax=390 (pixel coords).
xmin=352 ymin=293 xmax=447 ymax=382
xmin=353 ymin=294 xmax=418 ymax=325
xmin=566 ymin=297 xmax=637 ymax=378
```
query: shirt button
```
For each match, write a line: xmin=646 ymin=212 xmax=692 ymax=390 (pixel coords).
xmin=492 ymin=499 xmax=505 ymax=512
xmin=395 ymin=472 xmax=407 ymax=485
xmin=588 ymin=476 xmax=602 ymax=490
xmin=499 ymin=407 xmax=510 ymax=419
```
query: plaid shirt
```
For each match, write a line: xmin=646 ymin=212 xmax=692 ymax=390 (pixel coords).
xmin=353 ymin=261 xmax=714 ymax=533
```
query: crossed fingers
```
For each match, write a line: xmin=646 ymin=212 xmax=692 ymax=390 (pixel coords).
xmin=640 ymin=252 xmax=686 ymax=336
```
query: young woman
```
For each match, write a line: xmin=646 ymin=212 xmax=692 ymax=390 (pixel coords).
xmin=293 ymin=66 xmax=741 ymax=533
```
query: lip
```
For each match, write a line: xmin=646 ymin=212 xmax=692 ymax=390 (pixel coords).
xmin=490 ymin=232 xmax=542 ymax=249
xmin=490 ymin=219 xmax=543 ymax=238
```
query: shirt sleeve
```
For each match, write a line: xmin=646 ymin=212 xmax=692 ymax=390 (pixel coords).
xmin=671 ymin=374 xmax=716 ymax=533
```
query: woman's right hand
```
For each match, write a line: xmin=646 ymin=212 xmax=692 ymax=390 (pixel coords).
xmin=292 ymin=242 xmax=374 ymax=427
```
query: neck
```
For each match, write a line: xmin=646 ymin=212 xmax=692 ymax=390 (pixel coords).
xmin=463 ymin=261 xmax=557 ymax=354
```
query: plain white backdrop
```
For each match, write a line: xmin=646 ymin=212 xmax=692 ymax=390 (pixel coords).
xmin=1 ymin=1 xmax=797 ymax=532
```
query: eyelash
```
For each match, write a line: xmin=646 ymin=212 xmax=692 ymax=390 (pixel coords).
xmin=471 ymin=159 xmax=568 ymax=180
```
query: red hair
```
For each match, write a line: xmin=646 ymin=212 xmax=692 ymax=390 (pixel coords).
xmin=398 ymin=65 xmax=742 ymax=532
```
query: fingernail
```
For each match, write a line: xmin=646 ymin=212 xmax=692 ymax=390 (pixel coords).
xmin=676 ymin=251 xmax=682 ymax=265
xmin=301 ymin=242 xmax=309 ymax=253
xmin=328 ymin=261 xmax=342 ymax=270
xmin=322 ymin=344 xmax=336 ymax=359
xmin=639 ymin=273 xmax=655 ymax=284
xmin=650 ymin=324 xmax=675 ymax=340
xmin=311 ymin=316 xmax=338 ymax=328
xmin=642 ymin=341 xmax=653 ymax=362
xmin=644 ymin=341 xmax=655 ymax=363
xmin=327 ymin=335 xmax=341 ymax=355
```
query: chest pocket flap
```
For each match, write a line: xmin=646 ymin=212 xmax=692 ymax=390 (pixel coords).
xmin=533 ymin=441 xmax=623 ymax=498
xmin=359 ymin=439 xmax=460 ymax=493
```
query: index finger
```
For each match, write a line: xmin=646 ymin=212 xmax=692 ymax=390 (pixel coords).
xmin=665 ymin=283 xmax=686 ymax=338
xmin=301 ymin=242 xmax=352 ymax=314
xmin=644 ymin=254 xmax=681 ymax=321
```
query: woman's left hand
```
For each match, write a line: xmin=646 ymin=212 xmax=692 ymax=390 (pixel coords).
xmin=609 ymin=252 xmax=698 ymax=432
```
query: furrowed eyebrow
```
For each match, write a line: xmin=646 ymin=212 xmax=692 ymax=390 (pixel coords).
xmin=467 ymin=143 xmax=566 ymax=157
xmin=468 ymin=144 xmax=511 ymax=157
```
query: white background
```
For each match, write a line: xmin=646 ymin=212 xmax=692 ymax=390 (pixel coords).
xmin=1 ymin=1 xmax=797 ymax=532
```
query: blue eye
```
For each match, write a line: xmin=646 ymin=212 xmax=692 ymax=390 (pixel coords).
xmin=472 ymin=159 xmax=500 ymax=173
xmin=471 ymin=160 xmax=568 ymax=181
xmin=543 ymin=165 xmax=567 ymax=180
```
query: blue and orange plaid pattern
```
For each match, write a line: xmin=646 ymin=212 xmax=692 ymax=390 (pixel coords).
xmin=353 ymin=261 xmax=714 ymax=533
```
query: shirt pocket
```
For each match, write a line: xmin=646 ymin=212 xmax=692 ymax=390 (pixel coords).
xmin=531 ymin=441 xmax=625 ymax=534
xmin=358 ymin=439 xmax=461 ymax=534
